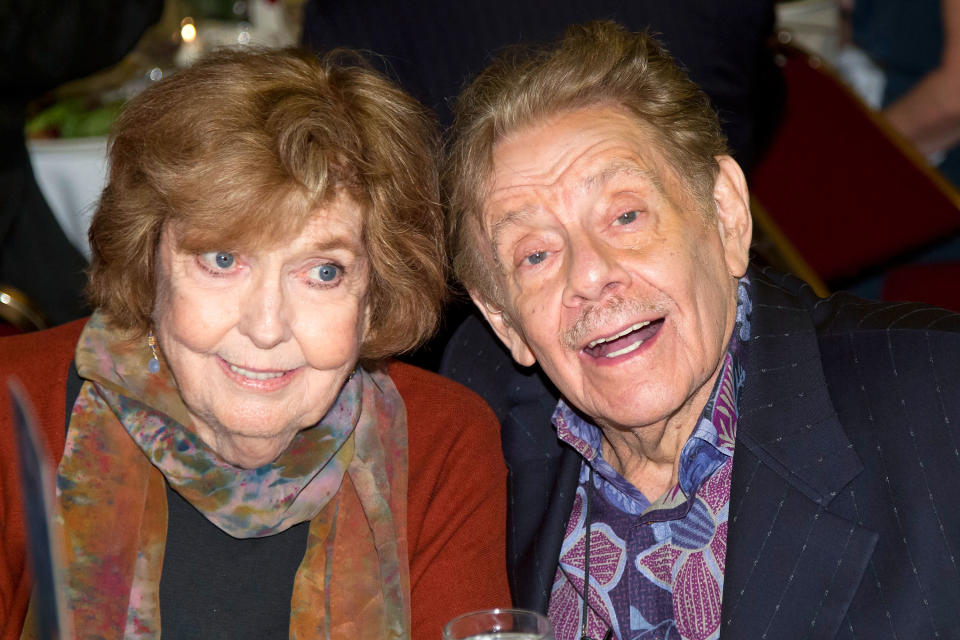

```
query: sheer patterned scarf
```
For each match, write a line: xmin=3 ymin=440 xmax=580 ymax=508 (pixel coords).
xmin=21 ymin=312 xmax=410 ymax=639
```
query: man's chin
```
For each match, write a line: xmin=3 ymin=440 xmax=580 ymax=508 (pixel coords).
xmin=571 ymin=384 xmax=681 ymax=432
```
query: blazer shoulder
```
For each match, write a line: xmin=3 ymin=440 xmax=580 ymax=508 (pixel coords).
xmin=751 ymin=265 xmax=960 ymax=336
xmin=812 ymin=292 xmax=960 ymax=336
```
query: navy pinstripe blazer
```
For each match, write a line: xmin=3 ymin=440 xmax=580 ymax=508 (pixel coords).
xmin=440 ymin=266 xmax=960 ymax=638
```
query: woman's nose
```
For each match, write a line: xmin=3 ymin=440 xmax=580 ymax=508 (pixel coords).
xmin=238 ymin=274 xmax=292 ymax=349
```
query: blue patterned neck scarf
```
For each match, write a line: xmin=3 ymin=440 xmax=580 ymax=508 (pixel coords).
xmin=549 ymin=276 xmax=752 ymax=640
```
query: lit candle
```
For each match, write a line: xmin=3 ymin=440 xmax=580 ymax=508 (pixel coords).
xmin=175 ymin=18 xmax=202 ymax=67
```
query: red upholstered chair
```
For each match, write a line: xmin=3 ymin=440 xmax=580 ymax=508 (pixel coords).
xmin=0 ymin=324 xmax=22 ymax=338
xmin=881 ymin=262 xmax=960 ymax=312
xmin=749 ymin=41 xmax=960 ymax=291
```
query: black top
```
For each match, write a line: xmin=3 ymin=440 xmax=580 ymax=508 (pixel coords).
xmin=66 ymin=365 xmax=308 ymax=638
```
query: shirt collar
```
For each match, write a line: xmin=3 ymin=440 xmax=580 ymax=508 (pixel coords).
xmin=553 ymin=276 xmax=751 ymax=490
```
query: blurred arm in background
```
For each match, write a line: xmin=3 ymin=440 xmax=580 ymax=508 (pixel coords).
xmin=883 ymin=0 xmax=960 ymax=158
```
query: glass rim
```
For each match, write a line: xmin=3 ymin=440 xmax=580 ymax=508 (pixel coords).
xmin=443 ymin=608 xmax=553 ymax=636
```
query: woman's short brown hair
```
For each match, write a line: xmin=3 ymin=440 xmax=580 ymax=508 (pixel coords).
xmin=88 ymin=47 xmax=445 ymax=359
xmin=446 ymin=21 xmax=729 ymax=307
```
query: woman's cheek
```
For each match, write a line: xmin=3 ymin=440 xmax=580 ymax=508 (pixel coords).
xmin=296 ymin=300 xmax=364 ymax=369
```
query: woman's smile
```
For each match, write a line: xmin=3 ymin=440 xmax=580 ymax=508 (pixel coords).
xmin=217 ymin=356 xmax=301 ymax=391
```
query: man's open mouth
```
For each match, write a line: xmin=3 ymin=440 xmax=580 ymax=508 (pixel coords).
xmin=583 ymin=318 xmax=664 ymax=359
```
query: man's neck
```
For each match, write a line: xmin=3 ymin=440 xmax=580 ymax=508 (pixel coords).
xmin=597 ymin=360 xmax=722 ymax=501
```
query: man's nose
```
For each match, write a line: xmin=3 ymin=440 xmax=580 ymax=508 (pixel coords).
xmin=561 ymin=233 xmax=631 ymax=307
xmin=238 ymin=274 xmax=292 ymax=349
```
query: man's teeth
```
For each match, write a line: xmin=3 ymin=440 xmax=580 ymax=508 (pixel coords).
xmin=605 ymin=340 xmax=644 ymax=358
xmin=229 ymin=363 xmax=285 ymax=380
xmin=587 ymin=321 xmax=651 ymax=349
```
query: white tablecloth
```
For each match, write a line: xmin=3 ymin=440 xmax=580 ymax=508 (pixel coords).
xmin=27 ymin=136 xmax=109 ymax=260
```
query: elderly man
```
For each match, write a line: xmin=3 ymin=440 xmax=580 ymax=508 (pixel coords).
xmin=441 ymin=21 xmax=960 ymax=640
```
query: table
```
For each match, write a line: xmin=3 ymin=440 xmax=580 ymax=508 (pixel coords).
xmin=26 ymin=136 xmax=109 ymax=260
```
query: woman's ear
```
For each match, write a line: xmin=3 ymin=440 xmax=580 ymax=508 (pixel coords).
xmin=712 ymin=155 xmax=753 ymax=278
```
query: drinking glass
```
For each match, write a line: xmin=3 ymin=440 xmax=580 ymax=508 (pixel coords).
xmin=443 ymin=608 xmax=554 ymax=640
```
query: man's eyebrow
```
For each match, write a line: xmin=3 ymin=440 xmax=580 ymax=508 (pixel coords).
xmin=489 ymin=206 xmax=537 ymax=255
xmin=581 ymin=158 xmax=665 ymax=194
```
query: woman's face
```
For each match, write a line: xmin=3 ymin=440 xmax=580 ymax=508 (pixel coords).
xmin=153 ymin=194 xmax=369 ymax=468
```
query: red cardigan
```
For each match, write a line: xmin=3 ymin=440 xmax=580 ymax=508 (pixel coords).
xmin=0 ymin=319 xmax=510 ymax=638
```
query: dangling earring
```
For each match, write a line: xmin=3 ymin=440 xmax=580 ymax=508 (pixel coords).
xmin=147 ymin=332 xmax=161 ymax=374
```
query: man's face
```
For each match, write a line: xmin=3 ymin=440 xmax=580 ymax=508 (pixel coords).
xmin=475 ymin=105 xmax=751 ymax=433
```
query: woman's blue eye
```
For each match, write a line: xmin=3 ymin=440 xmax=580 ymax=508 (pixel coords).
xmin=313 ymin=264 xmax=341 ymax=282
xmin=526 ymin=251 xmax=548 ymax=265
xmin=616 ymin=211 xmax=638 ymax=225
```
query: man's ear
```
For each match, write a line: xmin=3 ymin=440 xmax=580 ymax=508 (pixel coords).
xmin=469 ymin=292 xmax=537 ymax=367
xmin=713 ymin=155 xmax=753 ymax=278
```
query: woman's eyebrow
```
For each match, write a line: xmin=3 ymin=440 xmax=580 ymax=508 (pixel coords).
xmin=309 ymin=234 xmax=363 ymax=253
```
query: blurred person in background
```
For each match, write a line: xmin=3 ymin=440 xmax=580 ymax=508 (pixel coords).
xmin=301 ymin=0 xmax=781 ymax=171
xmin=0 ymin=47 xmax=508 ymax=639
xmin=850 ymin=0 xmax=960 ymax=189
xmin=0 ymin=0 xmax=163 ymax=325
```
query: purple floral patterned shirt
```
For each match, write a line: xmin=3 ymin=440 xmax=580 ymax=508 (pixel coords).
xmin=547 ymin=279 xmax=751 ymax=640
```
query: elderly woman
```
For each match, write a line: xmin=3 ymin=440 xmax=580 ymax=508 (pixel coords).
xmin=0 ymin=48 xmax=508 ymax=638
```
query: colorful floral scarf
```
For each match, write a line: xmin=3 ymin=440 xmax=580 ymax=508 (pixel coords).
xmin=21 ymin=312 xmax=410 ymax=639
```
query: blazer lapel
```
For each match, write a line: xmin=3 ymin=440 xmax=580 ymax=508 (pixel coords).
xmin=509 ymin=430 xmax=581 ymax=613
xmin=720 ymin=270 xmax=877 ymax=638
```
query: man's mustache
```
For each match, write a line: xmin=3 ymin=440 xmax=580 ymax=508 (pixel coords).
xmin=562 ymin=295 xmax=669 ymax=350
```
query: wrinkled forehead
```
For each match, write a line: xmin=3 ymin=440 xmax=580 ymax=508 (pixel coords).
xmin=489 ymin=152 xmax=666 ymax=205
xmin=484 ymin=115 xmax=673 ymax=217
xmin=479 ymin=106 xmax=707 ymax=240
xmin=170 ymin=189 xmax=368 ymax=255
xmin=494 ymin=106 xmax=669 ymax=181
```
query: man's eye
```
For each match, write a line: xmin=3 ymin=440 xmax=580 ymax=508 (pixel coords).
xmin=525 ymin=251 xmax=548 ymax=266
xmin=309 ymin=263 xmax=341 ymax=283
xmin=614 ymin=211 xmax=639 ymax=225
xmin=200 ymin=251 xmax=236 ymax=270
